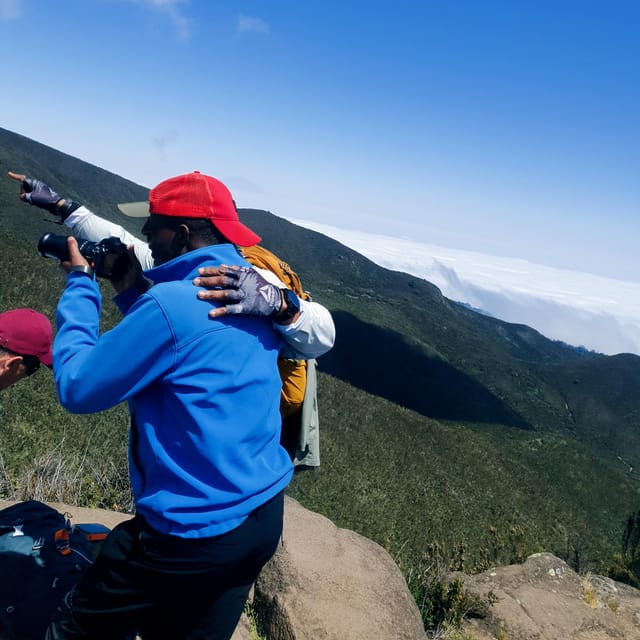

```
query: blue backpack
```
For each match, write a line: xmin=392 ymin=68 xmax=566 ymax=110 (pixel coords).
xmin=0 ymin=500 xmax=100 ymax=640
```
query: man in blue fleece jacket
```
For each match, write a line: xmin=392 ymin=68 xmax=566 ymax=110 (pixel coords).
xmin=47 ymin=172 xmax=294 ymax=640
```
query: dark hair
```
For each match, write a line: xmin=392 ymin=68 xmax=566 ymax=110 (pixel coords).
xmin=0 ymin=347 xmax=41 ymax=376
xmin=153 ymin=217 xmax=230 ymax=245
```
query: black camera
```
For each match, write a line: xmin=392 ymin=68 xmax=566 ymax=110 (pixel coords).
xmin=38 ymin=233 xmax=129 ymax=280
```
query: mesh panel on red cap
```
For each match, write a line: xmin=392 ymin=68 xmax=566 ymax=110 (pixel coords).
xmin=149 ymin=172 xmax=261 ymax=246
xmin=181 ymin=173 xmax=216 ymax=215
xmin=150 ymin=172 xmax=233 ymax=219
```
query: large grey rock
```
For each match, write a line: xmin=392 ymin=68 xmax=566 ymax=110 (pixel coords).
xmin=450 ymin=552 xmax=640 ymax=640
xmin=253 ymin=496 xmax=428 ymax=639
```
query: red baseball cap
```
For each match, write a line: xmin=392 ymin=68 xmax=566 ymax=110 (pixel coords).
xmin=148 ymin=171 xmax=261 ymax=247
xmin=0 ymin=308 xmax=53 ymax=367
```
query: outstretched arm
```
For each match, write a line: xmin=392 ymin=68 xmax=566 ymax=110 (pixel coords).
xmin=194 ymin=265 xmax=335 ymax=358
xmin=7 ymin=171 xmax=154 ymax=269
xmin=54 ymin=237 xmax=175 ymax=412
xmin=8 ymin=171 xmax=335 ymax=357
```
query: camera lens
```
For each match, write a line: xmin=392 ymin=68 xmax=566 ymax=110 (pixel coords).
xmin=38 ymin=233 xmax=70 ymax=261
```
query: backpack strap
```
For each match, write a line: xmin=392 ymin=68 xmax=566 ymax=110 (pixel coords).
xmin=240 ymin=245 xmax=311 ymax=300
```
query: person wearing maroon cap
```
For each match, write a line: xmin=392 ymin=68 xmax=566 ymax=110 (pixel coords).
xmin=0 ymin=308 xmax=52 ymax=390
xmin=42 ymin=172 xmax=306 ymax=640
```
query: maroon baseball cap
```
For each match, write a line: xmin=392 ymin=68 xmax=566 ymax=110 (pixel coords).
xmin=0 ymin=308 xmax=53 ymax=367
xmin=148 ymin=171 xmax=261 ymax=247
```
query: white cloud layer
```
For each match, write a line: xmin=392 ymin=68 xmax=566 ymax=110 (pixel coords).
xmin=290 ymin=219 xmax=640 ymax=356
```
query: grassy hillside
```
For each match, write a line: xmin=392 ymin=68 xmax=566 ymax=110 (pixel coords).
xmin=1 ymin=127 xmax=639 ymax=582
xmin=291 ymin=374 xmax=637 ymax=572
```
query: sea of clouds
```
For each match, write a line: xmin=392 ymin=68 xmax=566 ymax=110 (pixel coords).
xmin=289 ymin=219 xmax=640 ymax=356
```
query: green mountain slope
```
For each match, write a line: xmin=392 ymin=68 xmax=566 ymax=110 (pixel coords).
xmin=290 ymin=374 xmax=638 ymax=571
xmin=1 ymin=127 xmax=639 ymax=576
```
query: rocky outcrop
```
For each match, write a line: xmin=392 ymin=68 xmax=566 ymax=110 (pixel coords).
xmin=6 ymin=497 xmax=639 ymax=639
xmin=0 ymin=497 xmax=426 ymax=640
xmin=451 ymin=552 xmax=640 ymax=640
xmin=253 ymin=496 xmax=427 ymax=639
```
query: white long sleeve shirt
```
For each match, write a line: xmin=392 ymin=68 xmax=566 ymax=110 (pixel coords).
xmin=64 ymin=206 xmax=335 ymax=359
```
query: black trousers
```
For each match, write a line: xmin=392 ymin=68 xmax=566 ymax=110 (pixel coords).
xmin=46 ymin=490 xmax=284 ymax=640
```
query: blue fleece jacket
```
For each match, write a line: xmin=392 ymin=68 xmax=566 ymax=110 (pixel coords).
xmin=54 ymin=244 xmax=293 ymax=538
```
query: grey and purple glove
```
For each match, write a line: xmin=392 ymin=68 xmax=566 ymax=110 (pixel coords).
xmin=20 ymin=177 xmax=63 ymax=213
xmin=194 ymin=265 xmax=291 ymax=318
xmin=202 ymin=266 xmax=283 ymax=316
xmin=7 ymin=172 xmax=80 ymax=220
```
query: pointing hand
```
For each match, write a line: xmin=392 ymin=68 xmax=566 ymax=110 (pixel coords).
xmin=7 ymin=171 xmax=63 ymax=214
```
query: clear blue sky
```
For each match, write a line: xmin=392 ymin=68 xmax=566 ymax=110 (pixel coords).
xmin=1 ymin=1 xmax=639 ymax=280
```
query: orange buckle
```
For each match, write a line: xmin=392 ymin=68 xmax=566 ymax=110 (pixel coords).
xmin=54 ymin=528 xmax=71 ymax=556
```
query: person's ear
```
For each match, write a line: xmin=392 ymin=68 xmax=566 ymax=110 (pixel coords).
xmin=175 ymin=223 xmax=190 ymax=244
xmin=0 ymin=354 xmax=23 ymax=373
xmin=0 ymin=354 xmax=28 ymax=390
xmin=179 ymin=223 xmax=201 ymax=251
